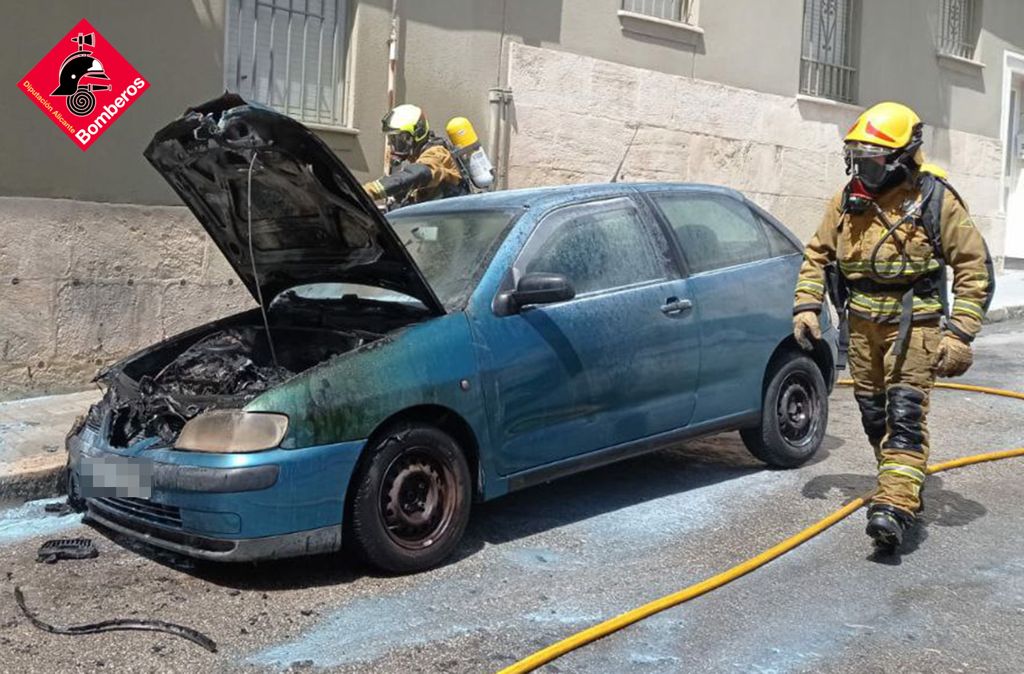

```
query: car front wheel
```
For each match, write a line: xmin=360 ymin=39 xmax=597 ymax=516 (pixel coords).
xmin=347 ymin=424 xmax=471 ymax=573
xmin=740 ymin=352 xmax=828 ymax=468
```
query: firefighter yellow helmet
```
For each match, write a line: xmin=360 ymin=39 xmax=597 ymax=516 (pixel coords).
xmin=843 ymin=102 xmax=924 ymax=194
xmin=845 ymin=102 xmax=921 ymax=149
xmin=382 ymin=104 xmax=430 ymax=158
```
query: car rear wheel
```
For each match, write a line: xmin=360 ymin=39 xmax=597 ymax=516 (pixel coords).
xmin=347 ymin=424 xmax=471 ymax=573
xmin=740 ymin=352 xmax=827 ymax=468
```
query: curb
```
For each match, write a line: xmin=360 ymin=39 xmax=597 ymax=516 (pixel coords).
xmin=984 ymin=303 xmax=1024 ymax=325
xmin=0 ymin=463 xmax=64 ymax=505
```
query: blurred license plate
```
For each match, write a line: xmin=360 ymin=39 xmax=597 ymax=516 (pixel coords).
xmin=79 ymin=455 xmax=153 ymax=499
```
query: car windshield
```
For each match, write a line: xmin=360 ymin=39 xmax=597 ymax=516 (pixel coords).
xmin=271 ymin=209 xmax=517 ymax=310
xmin=387 ymin=208 xmax=519 ymax=308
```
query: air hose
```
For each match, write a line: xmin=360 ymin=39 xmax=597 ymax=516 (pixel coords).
xmin=496 ymin=379 xmax=1024 ymax=674
xmin=867 ymin=179 xmax=934 ymax=281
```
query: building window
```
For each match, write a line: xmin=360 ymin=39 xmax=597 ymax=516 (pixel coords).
xmin=225 ymin=0 xmax=349 ymax=128
xmin=937 ymin=0 xmax=980 ymax=61
xmin=799 ymin=0 xmax=857 ymax=104
xmin=621 ymin=0 xmax=698 ymax=25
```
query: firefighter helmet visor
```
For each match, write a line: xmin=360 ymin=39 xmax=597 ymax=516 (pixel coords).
xmin=844 ymin=142 xmax=892 ymax=161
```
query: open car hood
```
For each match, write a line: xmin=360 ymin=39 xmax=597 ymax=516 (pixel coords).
xmin=144 ymin=93 xmax=444 ymax=315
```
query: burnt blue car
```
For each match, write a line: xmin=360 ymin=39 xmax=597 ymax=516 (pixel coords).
xmin=66 ymin=95 xmax=838 ymax=573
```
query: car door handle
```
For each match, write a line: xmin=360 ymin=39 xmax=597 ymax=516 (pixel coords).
xmin=660 ymin=298 xmax=693 ymax=316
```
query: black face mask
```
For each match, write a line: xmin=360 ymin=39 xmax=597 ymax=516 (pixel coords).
xmin=387 ymin=131 xmax=416 ymax=158
xmin=854 ymin=154 xmax=917 ymax=194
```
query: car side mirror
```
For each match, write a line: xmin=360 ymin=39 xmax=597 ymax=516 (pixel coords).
xmin=510 ymin=272 xmax=575 ymax=312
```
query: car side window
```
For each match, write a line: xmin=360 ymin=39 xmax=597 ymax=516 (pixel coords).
xmin=757 ymin=213 xmax=801 ymax=257
xmin=652 ymin=193 xmax=771 ymax=274
xmin=518 ymin=197 xmax=670 ymax=296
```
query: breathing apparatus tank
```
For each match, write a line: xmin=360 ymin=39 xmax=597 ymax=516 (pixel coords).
xmin=445 ymin=117 xmax=494 ymax=189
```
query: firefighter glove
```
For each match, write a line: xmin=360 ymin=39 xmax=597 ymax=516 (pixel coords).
xmin=363 ymin=180 xmax=387 ymax=201
xmin=793 ymin=311 xmax=821 ymax=351
xmin=935 ymin=333 xmax=973 ymax=378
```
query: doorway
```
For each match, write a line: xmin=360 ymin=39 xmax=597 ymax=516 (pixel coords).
xmin=1003 ymin=53 xmax=1024 ymax=267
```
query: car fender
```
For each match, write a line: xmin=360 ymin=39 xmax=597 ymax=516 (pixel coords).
xmin=245 ymin=313 xmax=490 ymax=454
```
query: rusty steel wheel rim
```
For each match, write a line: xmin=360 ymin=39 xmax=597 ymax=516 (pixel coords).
xmin=378 ymin=447 xmax=458 ymax=551
xmin=777 ymin=371 xmax=819 ymax=447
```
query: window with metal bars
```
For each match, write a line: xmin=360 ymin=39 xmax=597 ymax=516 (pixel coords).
xmin=224 ymin=0 xmax=349 ymax=128
xmin=621 ymin=0 xmax=698 ymax=25
xmin=937 ymin=0 xmax=979 ymax=61
xmin=799 ymin=0 xmax=857 ymax=104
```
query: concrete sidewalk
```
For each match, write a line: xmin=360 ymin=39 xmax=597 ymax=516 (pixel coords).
xmin=987 ymin=267 xmax=1024 ymax=322
xmin=0 ymin=269 xmax=1022 ymax=503
xmin=0 ymin=390 xmax=100 ymax=502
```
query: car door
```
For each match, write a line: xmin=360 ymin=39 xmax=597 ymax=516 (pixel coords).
xmin=645 ymin=188 xmax=799 ymax=425
xmin=475 ymin=195 xmax=701 ymax=476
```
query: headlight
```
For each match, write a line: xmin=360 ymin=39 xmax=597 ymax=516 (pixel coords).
xmin=174 ymin=410 xmax=289 ymax=453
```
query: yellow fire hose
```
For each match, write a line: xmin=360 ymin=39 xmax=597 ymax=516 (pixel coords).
xmin=497 ymin=380 xmax=1024 ymax=674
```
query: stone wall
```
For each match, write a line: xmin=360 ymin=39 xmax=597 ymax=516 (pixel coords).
xmin=0 ymin=197 xmax=253 ymax=398
xmin=506 ymin=43 xmax=1006 ymax=260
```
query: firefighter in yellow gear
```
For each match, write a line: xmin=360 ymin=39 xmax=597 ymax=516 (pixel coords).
xmin=362 ymin=104 xmax=470 ymax=207
xmin=792 ymin=102 xmax=995 ymax=549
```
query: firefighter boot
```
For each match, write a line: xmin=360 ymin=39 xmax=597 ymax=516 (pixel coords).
xmin=865 ymin=504 xmax=914 ymax=549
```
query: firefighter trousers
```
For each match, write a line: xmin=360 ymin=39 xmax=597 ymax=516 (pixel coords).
xmin=847 ymin=313 xmax=942 ymax=516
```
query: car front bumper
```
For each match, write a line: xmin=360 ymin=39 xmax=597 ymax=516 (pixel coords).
xmin=84 ymin=500 xmax=343 ymax=561
xmin=68 ymin=429 xmax=367 ymax=562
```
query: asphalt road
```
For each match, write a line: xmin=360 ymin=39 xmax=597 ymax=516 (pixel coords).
xmin=1 ymin=319 xmax=1022 ymax=674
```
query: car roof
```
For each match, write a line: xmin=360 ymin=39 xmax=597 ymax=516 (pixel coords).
xmin=387 ymin=181 xmax=746 ymax=217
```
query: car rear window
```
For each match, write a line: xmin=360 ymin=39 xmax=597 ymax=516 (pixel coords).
xmin=757 ymin=213 xmax=801 ymax=257
xmin=651 ymin=193 xmax=774 ymax=273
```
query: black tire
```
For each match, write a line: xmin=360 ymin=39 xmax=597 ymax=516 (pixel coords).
xmin=740 ymin=352 xmax=828 ymax=468
xmin=347 ymin=424 xmax=471 ymax=573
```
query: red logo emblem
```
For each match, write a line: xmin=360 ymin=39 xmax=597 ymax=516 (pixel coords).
xmin=18 ymin=19 xmax=148 ymax=151
xmin=865 ymin=121 xmax=896 ymax=144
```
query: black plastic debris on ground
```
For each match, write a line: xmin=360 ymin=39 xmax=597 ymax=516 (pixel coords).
xmin=36 ymin=538 xmax=99 ymax=564
xmin=43 ymin=502 xmax=74 ymax=517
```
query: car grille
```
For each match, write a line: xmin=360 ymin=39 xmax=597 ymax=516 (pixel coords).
xmin=94 ymin=497 xmax=183 ymax=529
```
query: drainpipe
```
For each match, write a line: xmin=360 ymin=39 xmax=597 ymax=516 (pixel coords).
xmin=488 ymin=88 xmax=503 ymax=188
xmin=498 ymin=88 xmax=513 ymax=189
xmin=384 ymin=0 xmax=400 ymax=174
xmin=488 ymin=88 xmax=513 ymax=190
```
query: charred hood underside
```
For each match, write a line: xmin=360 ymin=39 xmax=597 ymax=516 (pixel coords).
xmin=143 ymin=93 xmax=444 ymax=314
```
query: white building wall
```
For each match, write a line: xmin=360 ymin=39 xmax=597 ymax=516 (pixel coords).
xmin=506 ymin=43 xmax=1006 ymax=261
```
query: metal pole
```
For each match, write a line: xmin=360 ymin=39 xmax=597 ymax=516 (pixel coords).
xmin=285 ymin=0 xmax=293 ymax=115
xmin=384 ymin=0 xmax=400 ymax=174
xmin=316 ymin=0 xmax=324 ymax=123
xmin=300 ymin=0 xmax=309 ymax=118
xmin=268 ymin=1 xmax=276 ymax=104
xmin=236 ymin=0 xmax=243 ymax=92
xmin=331 ymin=0 xmax=340 ymax=125
xmin=488 ymin=88 xmax=502 ymax=188
xmin=498 ymin=89 xmax=513 ymax=190
xmin=250 ymin=0 xmax=259 ymax=98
